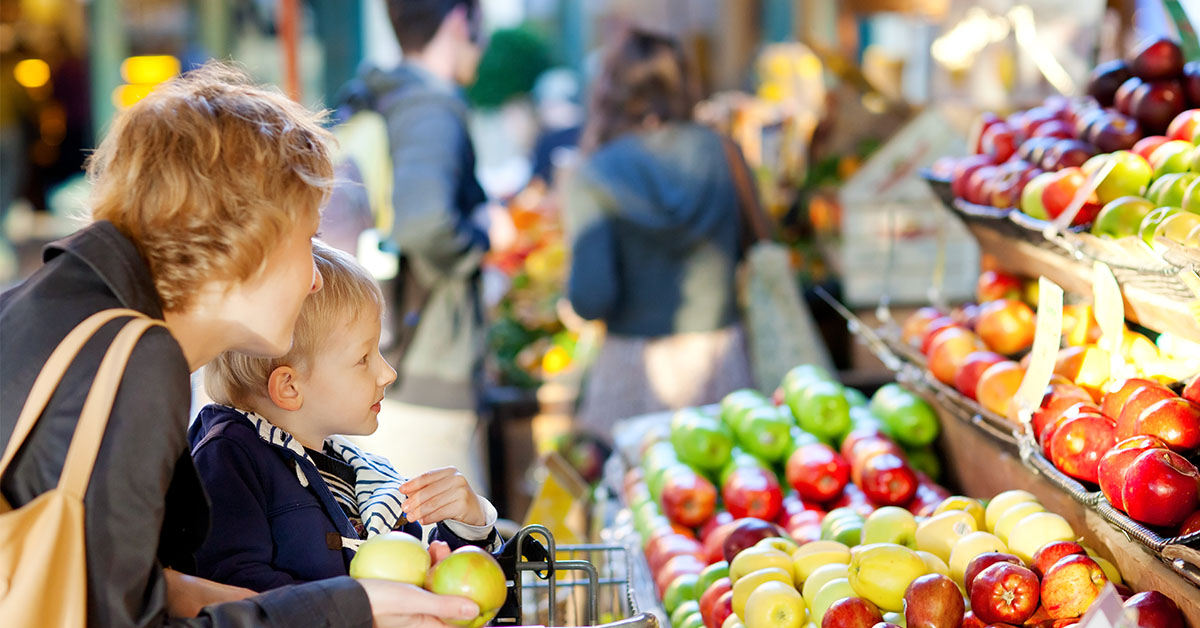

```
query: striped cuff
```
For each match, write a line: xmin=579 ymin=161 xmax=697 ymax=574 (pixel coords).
xmin=443 ymin=496 xmax=498 ymax=540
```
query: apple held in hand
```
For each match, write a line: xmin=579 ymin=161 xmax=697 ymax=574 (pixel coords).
xmin=1040 ymin=554 xmax=1108 ymax=619
xmin=904 ymin=574 xmax=965 ymax=628
xmin=968 ymin=562 xmax=1040 ymax=625
xmin=1122 ymin=448 xmax=1200 ymax=527
xmin=348 ymin=530 xmax=431 ymax=585
xmin=426 ymin=546 xmax=509 ymax=628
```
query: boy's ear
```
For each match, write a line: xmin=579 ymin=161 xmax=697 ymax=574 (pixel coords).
xmin=266 ymin=366 xmax=304 ymax=411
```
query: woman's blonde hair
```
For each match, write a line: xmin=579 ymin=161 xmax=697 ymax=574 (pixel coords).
xmin=205 ymin=241 xmax=384 ymax=409
xmin=87 ymin=61 xmax=336 ymax=312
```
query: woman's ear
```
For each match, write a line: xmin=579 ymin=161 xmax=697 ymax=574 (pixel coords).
xmin=266 ymin=366 xmax=304 ymax=411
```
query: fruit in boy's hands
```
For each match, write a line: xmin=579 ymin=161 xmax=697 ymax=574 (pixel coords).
xmin=426 ymin=546 xmax=508 ymax=628
xmin=348 ymin=530 xmax=430 ymax=586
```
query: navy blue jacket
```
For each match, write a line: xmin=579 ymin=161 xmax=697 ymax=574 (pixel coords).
xmin=188 ymin=404 xmax=493 ymax=592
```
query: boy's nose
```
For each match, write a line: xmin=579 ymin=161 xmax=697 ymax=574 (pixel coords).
xmin=379 ymin=359 xmax=397 ymax=387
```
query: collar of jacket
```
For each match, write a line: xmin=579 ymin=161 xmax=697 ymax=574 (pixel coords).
xmin=43 ymin=221 xmax=164 ymax=318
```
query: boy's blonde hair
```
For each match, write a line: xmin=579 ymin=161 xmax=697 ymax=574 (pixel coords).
xmin=205 ymin=241 xmax=385 ymax=409
xmin=87 ymin=61 xmax=336 ymax=312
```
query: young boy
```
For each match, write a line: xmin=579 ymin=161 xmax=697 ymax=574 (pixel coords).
xmin=189 ymin=242 xmax=499 ymax=592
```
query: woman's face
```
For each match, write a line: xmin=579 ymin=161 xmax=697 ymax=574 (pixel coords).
xmin=221 ymin=213 xmax=323 ymax=358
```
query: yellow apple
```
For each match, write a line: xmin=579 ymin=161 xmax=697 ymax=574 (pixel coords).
xmin=791 ymin=541 xmax=851 ymax=584
xmin=808 ymin=577 xmax=856 ymax=626
xmin=916 ymin=510 xmax=978 ymax=562
xmin=801 ymin=563 xmax=848 ymax=605
xmin=744 ymin=581 xmax=806 ymax=628
xmin=847 ymin=543 xmax=928 ymax=612
xmin=948 ymin=531 xmax=1008 ymax=585
xmin=862 ymin=506 xmax=919 ymax=548
xmin=1006 ymin=512 xmax=1075 ymax=565
xmin=916 ymin=550 xmax=949 ymax=577
xmin=732 ymin=567 xmax=794 ymax=617
xmin=933 ymin=495 xmax=987 ymax=531
xmin=756 ymin=537 xmax=799 ymax=555
xmin=1083 ymin=547 xmax=1123 ymax=585
xmin=348 ymin=530 xmax=430 ymax=585
xmin=730 ymin=546 xmax=794 ymax=584
xmin=993 ymin=501 xmax=1046 ymax=545
xmin=984 ymin=490 xmax=1038 ymax=531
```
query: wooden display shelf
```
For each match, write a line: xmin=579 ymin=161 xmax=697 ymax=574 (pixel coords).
xmin=916 ymin=385 xmax=1200 ymax=626
xmin=966 ymin=224 xmax=1200 ymax=344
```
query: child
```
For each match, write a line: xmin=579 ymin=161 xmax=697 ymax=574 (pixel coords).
xmin=189 ymin=242 xmax=499 ymax=592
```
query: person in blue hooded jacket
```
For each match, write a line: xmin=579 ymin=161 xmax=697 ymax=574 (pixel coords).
xmin=190 ymin=243 xmax=499 ymax=592
xmin=564 ymin=27 xmax=756 ymax=438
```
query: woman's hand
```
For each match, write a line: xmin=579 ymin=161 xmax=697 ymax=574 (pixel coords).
xmin=358 ymin=579 xmax=479 ymax=628
xmin=163 ymin=568 xmax=256 ymax=617
xmin=400 ymin=467 xmax=487 ymax=527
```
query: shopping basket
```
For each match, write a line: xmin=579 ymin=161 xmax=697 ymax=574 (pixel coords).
xmin=494 ymin=524 xmax=659 ymax=628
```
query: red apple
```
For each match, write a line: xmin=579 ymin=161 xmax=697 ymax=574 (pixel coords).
xmin=709 ymin=590 xmax=734 ymax=628
xmin=1185 ymin=62 xmax=1200 ymax=106
xmin=969 ymin=562 xmax=1040 ymax=625
xmin=1183 ymin=376 xmax=1200 ymax=405
xmin=921 ymin=317 xmax=963 ymax=355
xmin=1033 ymin=119 xmax=1074 ymax=140
xmin=785 ymin=443 xmax=850 ymax=503
xmin=1132 ymin=135 xmax=1171 ymax=162
xmin=1177 ymin=511 xmax=1200 ymax=537
xmin=951 ymin=302 xmax=982 ymax=330
xmin=1041 ymin=139 xmax=1097 ymax=172
xmin=1122 ymin=449 xmax=1200 ymax=527
xmin=1116 ymin=77 xmax=1145 ymax=115
xmin=953 ymin=155 xmax=999 ymax=198
xmin=1088 ymin=60 xmax=1132 ymax=107
xmin=1101 ymin=378 xmax=1164 ymax=420
xmin=1098 ymin=435 xmax=1168 ymax=510
xmin=841 ymin=427 xmax=892 ymax=463
xmin=720 ymin=518 xmax=783 ymax=562
xmin=1135 ymin=397 xmax=1200 ymax=452
xmin=981 ymin=123 xmax=1018 ymax=163
xmin=904 ymin=573 xmax=965 ymax=628
xmin=1042 ymin=167 xmax=1102 ymax=225
xmin=699 ymin=577 xmax=732 ymax=628
xmin=1131 ymin=81 xmax=1187 ymax=135
xmin=1131 ymin=37 xmax=1185 ymax=81
xmin=646 ymin=534 xmax=705 ymax=574
xmin=1123 ymin=591 xmax=1184 ymax=628
xmin=976 ymin=299 xmax=1036 ymax=356
xmin=1116 ymin=384 xmax=1177 ymax=440
xmin=956 ymin=351 xmax=1008 ymax=400
xmin=1040 ymin=402 xmax=1106 ymax=460
xmin=1089 ymin=114 xmax=1144 ymax=153
xmin=823 ymin=597 xmax=884 ymax=628
xmin=961 ymin=611 xmax=987 ymax=628
xmin=700 ymin=511 xmax=735 ymax=542
xmin=964 ymin=165 xmax=1002 ymax=205
xmin=929 ymin=328 xmax=986 ymax=385
xmin=903 ymin=307 xmax=948 ymax=347
xmin=1031 ymin=541 xmax=1087 ymax=579
xmin=1040 ymin=554 xmax=1108 ymax=619
xmin=1049 ymin=413 xmax=1117 ymax=483
xmin=1033 ymin=384 xmax=1096 ymax=438
xmin=969 ymin=113 xmax=1004 ymax=155
xmin=1166 ymin=110 xmax=1200 ymax=142
xmin=854 ymin=453 xmax=917 ymax=506
xmin=662 ymin=468 xmax=718 ymax=528
xmin=656 ymin=554 xmax=706 ymax=594
xmin=722 ymin=467 xmax=783 ymax=522
xmin=963 ymin=552 xmax=1022 ymax=593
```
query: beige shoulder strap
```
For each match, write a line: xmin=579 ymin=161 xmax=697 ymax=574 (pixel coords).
xmin=58 ymin=316 xmax=164 ymax=497
xmin=0 ymin=309 xmax=147 ymax=481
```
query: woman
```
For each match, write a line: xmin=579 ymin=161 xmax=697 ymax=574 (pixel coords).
xmin=564 ymin=28 xmax=755 ymax=438
xmin=0 ymin=63 xmax=480 ymax=628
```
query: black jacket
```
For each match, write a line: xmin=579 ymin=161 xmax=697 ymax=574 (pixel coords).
xmin=0 ymin=222 xmax=372 ymax=627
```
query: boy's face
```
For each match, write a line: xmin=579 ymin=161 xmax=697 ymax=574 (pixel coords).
xmin=295 ymin=311 xmax=397 ymax=439
xmin=221 ymin=214 xmax=323 ymax=358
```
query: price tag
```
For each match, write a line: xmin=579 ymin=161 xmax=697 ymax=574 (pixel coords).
xmin=1014 ymin=277 xmax=1064 ymax=429
xmin=1093 ymin=261 xmax=1127 ymax=389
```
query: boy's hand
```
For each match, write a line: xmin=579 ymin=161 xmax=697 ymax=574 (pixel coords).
xmin=400 ymin=467 xmax=487 ymax=527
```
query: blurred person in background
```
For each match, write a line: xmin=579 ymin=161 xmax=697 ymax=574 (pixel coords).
xmin=342 ymin=0 xmax=512 ymax=496
xmin=530 ymin=68 xmax=585 ymax=185
xmin=564 ymin=27 xmax=754 ymax=439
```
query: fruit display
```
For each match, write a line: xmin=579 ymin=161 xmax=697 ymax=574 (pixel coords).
xmin=619 ymin=364 xmax=1190 ymax=628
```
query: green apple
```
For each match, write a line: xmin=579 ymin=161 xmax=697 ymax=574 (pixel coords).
xmin=426 ymin=546 xmax=508 ymax=628
xmin=744 ymin=581 xmax=806 ymax=628
xmin=641 ymin=441 xmax=679 ymax=477
xmin=844 ymin=387 xmax=869 ymax=408
xmin=697 ymin=561 xmax=730 ymax=596
xmin=830 ymin=520 xmax=863 ymax=547
xmin=663 ymin=573 xmax=700 ymax=614
xmin=671 ymin=409 xmax=734 ymax=472
xmin=1182 ymin=176 xmax=1200 ymax=213
xmin=868 ymin=384 xmax=939 ymax=448
xmin=1140 ymin=206 xmax=1182 ymax=245
xmin=820 ymin=508 xmax=864 ymax=540
xmin=1020 ymin=171 xmax=1057 ymax=219
xmin=904 ymin=446 xmax=942 ymax=482
xmin=1190 ymin=145 xmax=1200 ymax=172
xmin=809 ymin=577 xmax=856 ymax=625
xmin=671 ymin=601 xmax=701 ymax=627
xmin=1153 ymin=212 xmax=1200 ymax=250
xmin=1150 ymin=172 xmax=1198 ymax=207
xmin=847 ymin=543 xmax=928 ymax=612
xmin=348 ymin=530 xmax=430 ymax=585
xmin=789 ymin=379 xmax=852 ymax=443
xmin=732 ymin=567 xmax=794 ymax=616
xmin=721 ymin=389 xmax=769 ymax=431
xmin=1149 ymin=140 xmax=1196 ymax=178
xmin=718 ymin=448 xmax=767 ymax=487
xmin=1091 ymin=196 xmax=1157 ymax=238
xmin=1084 ymin=151 xmax=1154 ymax=203
xmin=862 ymin=506 xmax=919 ymax=548
xmin=736 ymin=406 xmax=794 ymax=463
xmin=789 ymin=427 xmax=819 ymax=451
xmin=679 ymin=612 xmax=707 ymax=628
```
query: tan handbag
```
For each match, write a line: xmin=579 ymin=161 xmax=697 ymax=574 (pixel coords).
xmin=0 ymin=309 xmax=165 ymax=627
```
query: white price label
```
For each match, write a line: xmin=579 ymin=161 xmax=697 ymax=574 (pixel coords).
xmin=1014 ymin=278 xmax=1064 ymax=429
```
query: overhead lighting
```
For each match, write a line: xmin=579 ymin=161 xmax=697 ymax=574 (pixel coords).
xmin=14 ymin=58 xmax=50 ymax=89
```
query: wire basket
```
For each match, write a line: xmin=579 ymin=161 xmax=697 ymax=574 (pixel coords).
xmin=497 ymin=525 xmax=659 ymax=628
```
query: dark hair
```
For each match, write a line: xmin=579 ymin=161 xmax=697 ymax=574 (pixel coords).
xmin=386 ymin=0 xmax=477 ymax=53
xmin=581 ymin=27 xmax=696 ymax=151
